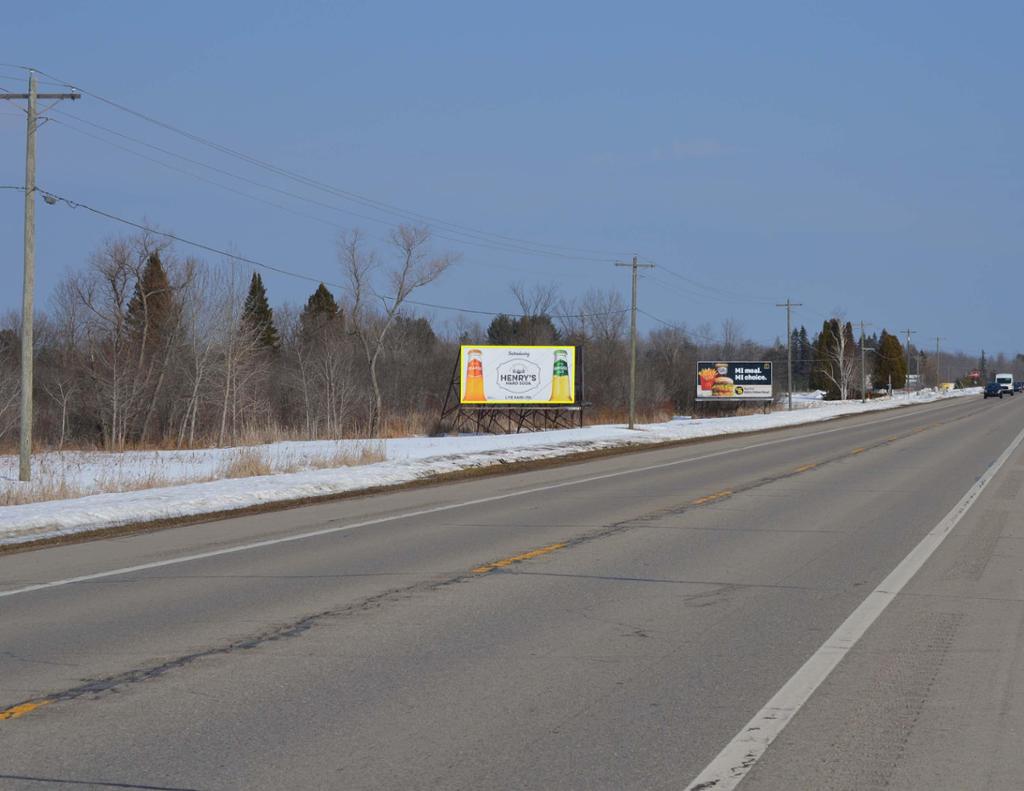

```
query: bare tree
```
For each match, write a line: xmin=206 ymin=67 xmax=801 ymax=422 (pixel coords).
xmin=341 ymin=226 xmax=456 ymax=436
xmin=511 ymin=281 xmax=559 ymax=318
xmin=818 ymin=320 xmax=858 ymax=400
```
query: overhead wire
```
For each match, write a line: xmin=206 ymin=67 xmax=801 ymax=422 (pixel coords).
xmin=44 ymin=110 xmax=580 ymax=275
xmin=29 ymin=185 xmax=628 ymax=321
xmin=15 ymin=64 xmax=629 ymax=263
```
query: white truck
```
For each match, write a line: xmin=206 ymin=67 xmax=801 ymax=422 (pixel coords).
xmin=995 ymin=372 xmax=1014 ymax=395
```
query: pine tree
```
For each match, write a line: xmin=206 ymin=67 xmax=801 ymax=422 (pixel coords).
xmin=797 ymin=326 xmax=812 ymax=386
xmin=127 ymin=252 xmax=173 ymax=350
xmin=300 ymin=283 xmax=341 ymax=339
xmin=486 ymin=314 xmax=516 ymax=344
xmin=242 ymin=272 xmax=280 ymax=350
xmin=874 ymin=330 xmax=907 ymax=389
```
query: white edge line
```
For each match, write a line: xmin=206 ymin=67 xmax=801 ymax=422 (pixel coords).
xmin=0 ymin=400 xmax=969 ymax=600
xmin=682 ymin=418 xmax=1024 ymax=791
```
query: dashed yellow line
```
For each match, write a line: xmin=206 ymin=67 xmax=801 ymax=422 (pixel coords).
xmin=851 ymin=447 xmax=866 ymax=455
xmin=0 ymin=700 xmax=51 ymax=721
xmin=472 ymin=542 xmax=567 ymax=574
xmin=691 ymin=490 xmax=733 ymax=506
xmin=793 ymin=463 xmax=817 ymax=473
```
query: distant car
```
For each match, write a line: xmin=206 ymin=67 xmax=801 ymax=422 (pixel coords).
xmin=1016 ymin=382 xmax=1024 ymax=393
xmin=984 ymin=382 xmax=1004 ymax=399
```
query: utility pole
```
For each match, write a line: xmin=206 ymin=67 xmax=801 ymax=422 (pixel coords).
xmin=615 ymin=256 xmax=654 ymax=429
xmin=934 ymin=336 xmax=945 ymax=387
xmin=1 ymin=72 xmax=80 ymax=481
xmin=900 ymin=328 xmax=915 ymax=399
xmin=776 ymin=299 xmax=802 ymax=410
xmin=859 ymin=321 xmax=873 ymax=403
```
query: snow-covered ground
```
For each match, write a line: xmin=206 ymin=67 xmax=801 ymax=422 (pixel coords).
xmin=0 ymin=388 xmax=980 ymax=547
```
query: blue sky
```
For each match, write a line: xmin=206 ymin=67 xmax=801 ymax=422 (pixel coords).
xmin=2 ymin=1 xmax=1021 ymax=357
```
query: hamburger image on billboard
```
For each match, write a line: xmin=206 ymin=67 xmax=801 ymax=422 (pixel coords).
xmin=696 ymin=361 xmax=773 ymax=400
xmin=460 ymin=345 xmax=576 ymax=404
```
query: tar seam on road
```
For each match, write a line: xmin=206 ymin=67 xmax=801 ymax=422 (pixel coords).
xmin=0 ymin=402 xmax=972 ymax=602
xmin=682 ymin=418 xmax=1024 ymax=791
xmin=0 ymin=700 xmax=51 ymax=720
xmin=472 ymin=542 xmax=568 ymax=573
xmin=691 ymin=491 xmax=733 ymax=506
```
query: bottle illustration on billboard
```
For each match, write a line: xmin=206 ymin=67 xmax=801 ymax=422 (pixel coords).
xmin=550 ymin=349 xmax=571 ymax=401
xmin=464 ymin=349 xmax=485 ymax=402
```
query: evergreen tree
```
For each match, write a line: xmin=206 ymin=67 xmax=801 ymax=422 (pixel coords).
xmin=515 ymin=314 xmax=560 ymax=344
xmin=127 ymin=252 xmax=174 ymax=350
xmin=796 ymin=326 xmax=812 ymax=386
xmin=874 ymin=330 xmax=907 ymax=389
xmin=242 ymin=272 xmax=280 ymax=350
xmin=393 ymin=316 xmax=437 ymax=350
xmin=486 ymin=314 xmax=516 ymax=344
xmin=300 ymin=283 xmax=342 ymax=339
xmin=486 ymin=312 xmax=559 ymax=345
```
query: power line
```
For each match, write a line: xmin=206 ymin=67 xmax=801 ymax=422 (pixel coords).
xmin=32 ymin=185 xmax=629 ymax=321
xmin=16 ymin=64 xmax=630 ymax=262
xmin=45 ymin=111 xmax=588 ymax=271
xmin=654 ymin=262 xmax=778 ymax=306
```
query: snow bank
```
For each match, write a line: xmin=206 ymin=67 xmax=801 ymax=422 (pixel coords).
xmin=0 ymin=388 xmax=980 ymax=547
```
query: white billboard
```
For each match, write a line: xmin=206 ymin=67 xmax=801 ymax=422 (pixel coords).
xmin=460 ymin=345 xmax=576 ymax=405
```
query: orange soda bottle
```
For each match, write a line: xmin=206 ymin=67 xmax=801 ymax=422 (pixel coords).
xmin=550 ymin=349 xmax=571 ymax=401
xmin=464 ymin=349 xmax=485 ymax=402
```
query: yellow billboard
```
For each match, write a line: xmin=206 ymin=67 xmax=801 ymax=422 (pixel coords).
xmin=460 ymin=345 xmax=576 ymax=405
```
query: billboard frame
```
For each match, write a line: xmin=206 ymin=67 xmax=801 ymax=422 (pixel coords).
xmin=440 ymin=345 xmax=586 ymax=434
xmin=695 ymin=361 xmax=774 ymax=402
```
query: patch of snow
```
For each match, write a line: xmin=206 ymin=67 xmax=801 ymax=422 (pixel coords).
xmin=0 ymin=388 xmax=982 ymax=547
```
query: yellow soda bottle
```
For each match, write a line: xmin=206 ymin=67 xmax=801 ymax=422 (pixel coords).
xmin=464 ymin=349 xmax=485 ymax=402
xmin=550 ymin=349 xmax=571 ymax=402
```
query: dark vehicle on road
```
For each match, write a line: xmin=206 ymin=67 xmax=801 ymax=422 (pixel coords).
xmin=984 ymin=382 xmax=1004 ymax=399
xmin=1016 ymin=382 xmax=1024 ymax=393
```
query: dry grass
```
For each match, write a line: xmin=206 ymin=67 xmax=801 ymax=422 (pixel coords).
xmin=1 ymin=470 xmax=184 ymax=507
xmin=309 ymin=442 xmax=386 ymax=468
xmin=583 ymin=406 xmax=675 ymax=426
xmin=2 ymin=440 xmax=389 ymax=506
xmin=216 ymin=447 xmax=273 ymax=479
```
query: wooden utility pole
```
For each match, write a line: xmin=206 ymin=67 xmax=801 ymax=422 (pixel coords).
xmin=776 ymin=299 xmax=802 ymax=410
xmin=900 ymin=328 xmax=916 ymax=399
xmin=615 ymin=256 xmax=654 ymax=429
xmin=934 ymin=336 xmax=945 ymax=387
xmin=1 ymin=72 xmax=80 ymax=481
xmin=859 ymin=320 xmax=873 ymax=403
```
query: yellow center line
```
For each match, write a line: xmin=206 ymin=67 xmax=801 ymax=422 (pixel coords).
xmin=691 ymin=490 xmax=733 ymax=506
xmin=851 ymin=447 xmax=866 ymax=454
xmin=0 ymin=700 xmax=51 ymax=721
xmin=793 ymin=463 xmax=817 ymax=473
xmin=472 ymin=542 xmax=567 ymax=574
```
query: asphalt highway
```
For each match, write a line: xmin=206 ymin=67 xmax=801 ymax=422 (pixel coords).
xmin=2 ymin=394 xmax=1024 ymax=790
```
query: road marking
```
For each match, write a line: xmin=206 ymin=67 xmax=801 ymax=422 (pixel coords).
xmin=792 ymin=463 xmax=817 ymax=473
xmin=0 ymin=400 xmax=971 ymax=601
xmin=0 ymin=700 xmax=51 ymax=720
xmin=691 ymin=491 xmax=733 ymax=506
xmin=851 ymin=447 xmax=866 ymax=454
xmin=472 ymin=542 xmax=567 ymax=574
xmin=682 ymin=420 xmax=1024 ymax=791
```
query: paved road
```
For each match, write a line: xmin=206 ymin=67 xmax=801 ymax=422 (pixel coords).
xmin=2 ymin=395 xmax=1023 ymax=790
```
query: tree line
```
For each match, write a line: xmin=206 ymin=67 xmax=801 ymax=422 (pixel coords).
xmin=0 ymin=227 xmax=1005 ymax=451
